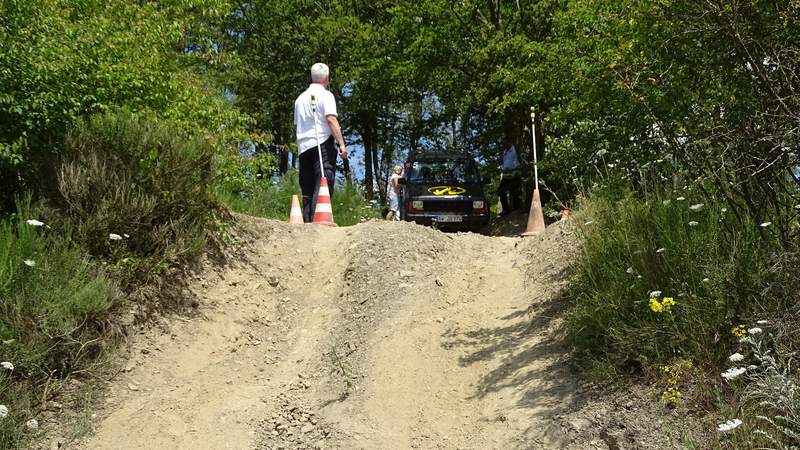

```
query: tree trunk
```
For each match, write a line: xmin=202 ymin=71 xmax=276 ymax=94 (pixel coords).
xmin=372 ymin=143 xmax=383 ymax=203
xmin=279 ymin=145 xmax=289 ymax=174
xmin=406 ymin=92 xmax=424 ymax=158
xmin=362 ymin=115 xmax=374 ymax=200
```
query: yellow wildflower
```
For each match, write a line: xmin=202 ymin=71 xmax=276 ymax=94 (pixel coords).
xmin=661 ymin=297 xmax=675 ymax=307
xmin=649 ymin=298 xmax=664 ymax=313
xmin=661 ymin=387 xmax=682 ymax=403
xmin=731 ymin=325 xmax=746 ymax=338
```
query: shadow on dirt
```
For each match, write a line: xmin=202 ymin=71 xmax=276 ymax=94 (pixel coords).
xmin=440 ymin=275 xmax=583 ymax=421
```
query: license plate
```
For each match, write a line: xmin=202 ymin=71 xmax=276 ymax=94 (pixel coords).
xmin=436 ymin=215 xmax=463 ymax=223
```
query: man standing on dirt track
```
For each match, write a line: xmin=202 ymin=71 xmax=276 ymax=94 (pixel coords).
xmin=294 ymin=63 xmax=348 ymax=222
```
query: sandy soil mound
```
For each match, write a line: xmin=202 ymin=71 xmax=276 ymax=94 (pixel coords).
xmin=46 ymin=216 xmax=694 ymax=450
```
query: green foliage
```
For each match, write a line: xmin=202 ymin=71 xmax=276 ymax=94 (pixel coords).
xmin=0 ymin=0 xmax=250 ymax=212
xmin=58 ymin=110 xmax=219 ymax=287
xmin=214 ymin=148 xmax=277 ymax=195
xmin=0 ymin=197 xmax=115 ymax=448
xmin=568 ymin=186 xmax=795 ymax=379
xmin=217 ymin=170 xmax=302 ymax=221
xmin=219 ymin=170 xmax=378 ymax=227
xmin=332 ymin=181 xmax=382 ymax=226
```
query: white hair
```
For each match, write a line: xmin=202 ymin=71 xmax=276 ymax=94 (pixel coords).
xmin=310 ymin=63 xmax=329 ymax=83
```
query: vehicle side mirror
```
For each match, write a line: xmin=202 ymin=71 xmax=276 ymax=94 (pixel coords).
xmin=398 ymin=177 xmax=407 ymax=185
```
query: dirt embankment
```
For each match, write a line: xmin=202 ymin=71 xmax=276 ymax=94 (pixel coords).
xmin=47 ymin=217 xmax=691 ymax=449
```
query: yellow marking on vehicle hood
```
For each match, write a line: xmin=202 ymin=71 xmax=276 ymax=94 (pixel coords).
xmin=428 ymin=186 xmax=467 ymax=195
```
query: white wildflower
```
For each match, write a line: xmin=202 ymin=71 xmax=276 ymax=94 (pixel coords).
xmin=728 ymin=353 xmax=745 ymax=362
xmin=26 ymin=418 xmax=38 ymax=430
xmin=721 ymin=367 xmax=746 ymax=381
xmin=702 ymin=278 xmax=710 ymax=282
xmin=689 ymin=203 xmax=704 ymax=211
xmin=717 ymin=418 xmax=742 ymax=432
xmin=596 ymin=149 xmax=609 ymax=157
xmin=656 ymin=248 xmax=665 ymax=254
xmin=662 ymin=200 xmax=671 ymax=205
xmin=23 ymin=260 xmax=35 ymax=267
xmin=123 ymin=234 xmax=130 ymax=239
xmin=0 ymin=405 xmax=7 ymax=419
xmin=676 ymin=196 xmax=686 ymax=201
xmin=109 ymin=233 xmax=123 ymax=241
xmin=795 ymin=204 xmax=800 ymax=210
xmin=721 ymin=208 xmax=728 ymax=213
xmin=747 ymin=365 xmax=758 ymax=370
xmin=688 ymin=221 xmax=699 ymax=226
xmin=656 ymin=159 xmax=664 ymax=163
xmin=637 ymin=275 xmax=642 ymax=279
xmin=756 ymin=320 xmax=769 ymax=325
xmin=584 ymin=221 xmax=594 ymax=225
xmin=649 ymin=290 xmax=662 ymax=298
xmin=759 ymin=222 xmax=771 ymax=228
xmin=626 ymin=267 xmax=635 ymax=274
xmin=748 ymin=327 xmax=763 ymax=335
xmin=0 ymin=361 xmax=13 ymax=371
xmin=26 ymin=219 xmax=44 ymax=227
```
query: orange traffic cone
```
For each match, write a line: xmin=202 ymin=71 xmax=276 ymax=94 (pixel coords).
xmin=312 ymin=177 xmax=337 ymax=227
xmin=289 ymin=194 xmax=304 ymax=224
xmin=521 ymin=188 xmax=546 ymax=236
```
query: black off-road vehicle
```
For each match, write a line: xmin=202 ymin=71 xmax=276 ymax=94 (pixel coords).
xmin=399 ymin=152 xmax=490 ymax=232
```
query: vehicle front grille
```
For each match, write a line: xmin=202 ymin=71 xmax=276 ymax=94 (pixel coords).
xmin=422 ymin=200 xmax=472 ymax=214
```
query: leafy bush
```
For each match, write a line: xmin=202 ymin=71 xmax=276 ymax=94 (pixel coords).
xmin=218 ymin=169 xmax=379 ymax=227
xmin=0 ymin=197 xmax=116 ymax=448
xmin=568 ymin=188 xmax=795 ymax=378
xmin=58 ymin=110 xmax=218 ymax=288
xmin=0 ymin=0 xmax=247 ymax=213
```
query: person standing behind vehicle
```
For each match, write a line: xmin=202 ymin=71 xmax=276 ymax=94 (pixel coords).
xmin=294 ymin=63 xmax=348 ymax=223
xmin=386 ymin=165 xmax=402 ymax=221
xmin=497 ymin=139 xmax=522 ymax=216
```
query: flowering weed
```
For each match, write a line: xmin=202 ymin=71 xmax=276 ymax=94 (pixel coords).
xmin=0 ymin=197 xmax=115 ymax=447
xmin=568 ymin=189 xmax=785 ymax=382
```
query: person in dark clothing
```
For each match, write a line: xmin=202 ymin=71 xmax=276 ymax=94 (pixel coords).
xmin=497 ymin=140 xmax=522 ymax=216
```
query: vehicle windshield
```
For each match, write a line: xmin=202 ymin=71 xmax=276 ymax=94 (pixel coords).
xmin=407 ymin=159 xmax=481 ymax=183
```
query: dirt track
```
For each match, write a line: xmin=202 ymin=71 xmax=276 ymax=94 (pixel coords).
xmin=70 ymin=217 xmax=684 ymax=450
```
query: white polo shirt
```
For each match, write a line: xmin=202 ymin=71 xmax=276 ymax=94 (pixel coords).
xmin=294 ymin=83 xmax=338 ymax=154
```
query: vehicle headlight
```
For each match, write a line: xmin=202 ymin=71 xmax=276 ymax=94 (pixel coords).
xmin=412 ymin=200 xmax=424 ymax=210
xmin=473 ymin=200 xmax=485 ymax=210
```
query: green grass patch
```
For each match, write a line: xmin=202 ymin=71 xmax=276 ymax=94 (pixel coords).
xmin=568 ymin=189 xmax=791 ymax=378
xmin=218 ymin=169 xmax=379 ymax=227
xmin=0 ymin=197 xmax=116 ymax=448
xmin=568 ymin=186 xmax=800 ymax=445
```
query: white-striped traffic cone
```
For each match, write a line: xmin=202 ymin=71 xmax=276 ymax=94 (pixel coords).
xmin=312 ymin=177 xmax=336 ymax=227
xmin=289 ymin=194 xmax=304 ymax=224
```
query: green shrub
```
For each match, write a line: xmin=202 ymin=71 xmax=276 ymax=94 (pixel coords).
xmin=218 ymin=170 xmax=379 ymax=227
xmin=568 ymin=188 xmax=794 ymax=379
xmin=217 ymin=170 xmax=301 ymax=220
xmin=58 ymin=110 xmax=219 ymax=288
xmin=0 ymin=196 xmax=116 ymax=448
